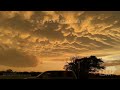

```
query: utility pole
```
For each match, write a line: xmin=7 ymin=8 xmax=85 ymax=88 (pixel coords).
xmin=78 ymin=61 xmax=80 ymax=79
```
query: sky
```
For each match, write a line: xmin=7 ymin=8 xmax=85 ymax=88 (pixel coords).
xmin=0 ymin=11 xmax=120 ymax=74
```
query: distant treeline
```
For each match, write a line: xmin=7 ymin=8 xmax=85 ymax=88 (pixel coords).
xmin=0 ymin=69 xmax=41 ymax=76
xmin=0 ymin=69 xmax=120 ymax=79
xmin=89 ymin=73 xmax=120 ymax=79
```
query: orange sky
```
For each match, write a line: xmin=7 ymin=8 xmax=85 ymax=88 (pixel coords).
xmin=0 ymin=11 xmax=120 ymax=74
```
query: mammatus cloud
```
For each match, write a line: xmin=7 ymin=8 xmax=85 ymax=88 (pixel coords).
xmin=0 ymin=11 xmax=120 ymax=73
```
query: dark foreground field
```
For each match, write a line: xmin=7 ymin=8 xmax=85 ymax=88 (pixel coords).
xmin=0 ymin=71 xmax=41 ymax=79
xmin=89 ymin=73 xmax=120 ymax=79
xmin=0 ymin=71 xmax=120 ymax=79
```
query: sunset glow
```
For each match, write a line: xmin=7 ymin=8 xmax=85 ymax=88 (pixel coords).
xmin=0 ymin=11 xmax=120 ymax=74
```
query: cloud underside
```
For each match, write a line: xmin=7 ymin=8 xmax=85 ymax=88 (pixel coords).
xmin=0 ymin=11 xmax=120 ymax=68
xmin=0 ymin=48 xmax=38 ymax=67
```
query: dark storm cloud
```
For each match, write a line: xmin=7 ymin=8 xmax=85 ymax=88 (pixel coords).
xmin=39 ymin=50 xmax=63 ymax=57
xmin=76 ymin=36 xmax=113 ymax=50
xmin=1 ymin=11 xmax=120 ymax=73
xmin=1 ymin=11 xmax=120 ymax=63
xmin=60 ymin=25 xmax=75 ymax=34
xmin=51 ymin=48 xmax=80 ymax=54
xmin=0 ymin=48 xmax=38 ymax=67
xmin=34 ymin=21 xmax=65 ymax=41
xmin=85 ymin=11 xmax=120 ymax=34
xmin=30 ymin=11 xmax=45 ymax=21
xmin=65 ymin=33 xmax=77 ymax=43
xmin=70 ymin=42 xmax=89 ymax=49
xmin=84 ymin=32 xmax=120 ymax=45
xmin=0 ymin=11 xmax=119 ymax=52
xmin=37 ymin=40 xmax=51 ymax=46
xmin=0 ymin=12 xmax=34 ymax=32
xmin=50 ymin=42 xmax=87 ymax=54
xmin=90 ymin=11 xmax=120 ymax=24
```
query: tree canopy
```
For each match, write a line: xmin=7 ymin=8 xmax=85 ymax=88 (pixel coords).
xmin=64 ymin=56 xmax=105 ymax=79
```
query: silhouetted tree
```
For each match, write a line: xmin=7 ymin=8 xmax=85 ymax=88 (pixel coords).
xmin=64 ymin=56 xmax=105 ymax=79
xmin=6 ymin=69 xmax=13 ymax=73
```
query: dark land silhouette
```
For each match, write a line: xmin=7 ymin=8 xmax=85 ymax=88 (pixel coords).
xmin=0 ymin=70 xmax=120 ymax=79
xmin=0 ymin=69 xmax=41 ymax=79
xmin=0 ymin=56 xmax=120 ymax=79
